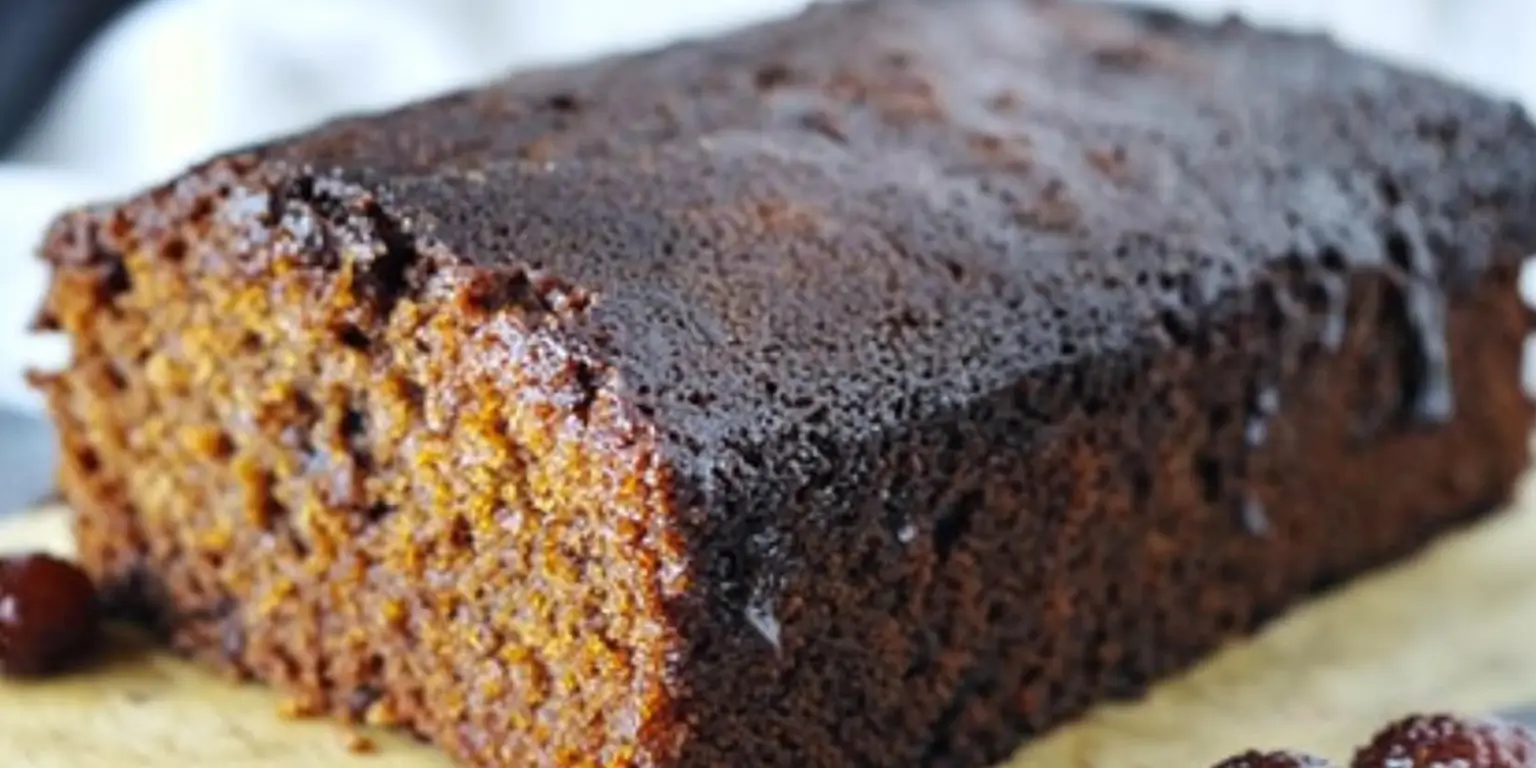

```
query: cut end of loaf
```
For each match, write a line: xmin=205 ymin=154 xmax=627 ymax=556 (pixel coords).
xmin=30 ymin=161 xmax=689 ymax=766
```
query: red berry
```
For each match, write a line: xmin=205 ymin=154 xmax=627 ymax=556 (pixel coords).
xmin=1212 ymin=750 xmax=1338 ymax=767
xmin=0 ymin=553 xmax=101 ymax=678
xmin=1353 ymin=713 xmax=1536 ymax=767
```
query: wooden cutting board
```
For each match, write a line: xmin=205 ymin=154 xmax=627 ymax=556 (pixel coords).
xmin=7 ymin=479 xmax=1536 ymax=768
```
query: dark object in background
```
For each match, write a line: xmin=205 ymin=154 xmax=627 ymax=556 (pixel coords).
xmin=0 ymin=552 xmax=101 ymax=678
xmin=0 ymin=0 xmax=145 ymax=155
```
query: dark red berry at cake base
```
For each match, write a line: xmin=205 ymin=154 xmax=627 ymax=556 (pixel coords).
xmin=1353 ymin=713 xmax=1536 ymax=767
xmin=1212 ymin=749 xmax=1339 ymax=767
xmin=0 ymin=553 xmax=101 ymax=678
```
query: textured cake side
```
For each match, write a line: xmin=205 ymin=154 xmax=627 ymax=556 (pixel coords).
xmin=656 ymin=257 xmax=1532 ymax=767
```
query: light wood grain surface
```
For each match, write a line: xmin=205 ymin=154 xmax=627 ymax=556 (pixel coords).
xmin=6 ymin=479 xmax=1536 ymax=768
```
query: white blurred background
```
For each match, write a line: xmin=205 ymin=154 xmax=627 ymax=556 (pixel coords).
xmin=1 ymin=0 xmax=1534 ymax=415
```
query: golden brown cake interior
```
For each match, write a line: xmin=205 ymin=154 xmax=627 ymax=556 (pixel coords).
xmin=34 ymin=177 xmax=683 ymax=765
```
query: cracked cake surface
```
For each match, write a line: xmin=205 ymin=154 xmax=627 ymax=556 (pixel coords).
xmin=29 ymin=0 xmax=1536 ymax=766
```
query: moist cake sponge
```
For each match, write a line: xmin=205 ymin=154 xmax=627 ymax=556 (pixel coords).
xmin=30 ymin=0 xmax=1536 ymax=766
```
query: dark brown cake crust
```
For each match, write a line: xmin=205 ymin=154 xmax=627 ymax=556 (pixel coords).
xmin=31 ymin=0 xmax=1536 ymax=766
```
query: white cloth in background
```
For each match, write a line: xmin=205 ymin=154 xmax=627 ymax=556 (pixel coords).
xmin=0 ymin=0 xmax=1532 ymax=412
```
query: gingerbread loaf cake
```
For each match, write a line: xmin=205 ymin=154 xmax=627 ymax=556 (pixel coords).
xmin=29 ymin=0 xmax=1536 ymax=765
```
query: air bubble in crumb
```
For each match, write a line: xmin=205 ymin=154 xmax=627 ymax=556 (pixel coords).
xmin=1253 ymin=386 xmax=1279 ymax=416
xmin=745 ymin=597 xmax=781 ymax=652
xmin=1243 ymin=416 xmax=1268 ymax=448
xmin=1238 ymin=496 xmax=1271 ymax=537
